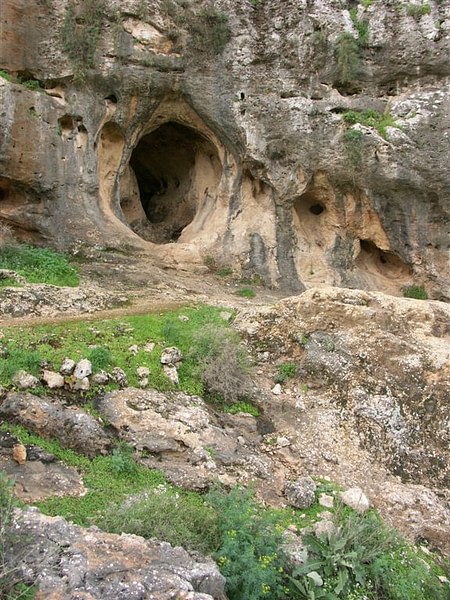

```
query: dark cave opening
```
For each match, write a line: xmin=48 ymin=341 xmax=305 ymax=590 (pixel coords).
xmin=123 ymin=121 xmax=221 ymax=244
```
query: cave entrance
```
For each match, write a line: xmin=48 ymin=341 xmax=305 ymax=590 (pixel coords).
xmin=122 ymin=121 xmax=222 ymax=244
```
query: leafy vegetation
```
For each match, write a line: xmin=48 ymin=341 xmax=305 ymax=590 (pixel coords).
xmin=0 ymin=243 xmax=79 ymax=287
xmin=0 ymin=305 xmax=237 ymax=399
xmin=342 ymin=109 xmax=398 ymax=139
xmin=402 ymin=284 xmax=428 ymax=300
xmin=336 ymin=32 xmax=360 ymax=85
xmin=406 ymin=3 xmax=431 ymax=19
xmin=62 ymin=0 xmax=105 ymax=79
xmin=275 ymin=362 xmax=297 ymax=384
xmin=237 ymin=287 xmax=256 ymax=298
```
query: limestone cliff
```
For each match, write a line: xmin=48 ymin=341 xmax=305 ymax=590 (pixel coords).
xmin=0 ymin=0 xmax=449 ymax=297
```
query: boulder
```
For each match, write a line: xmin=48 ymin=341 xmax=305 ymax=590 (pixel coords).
xmin=340 ymin=488 xmax=370 ymax=514
xmin=284 ymin=476 xmax=316 ymax=509
xmin=12 ymin=370 xmax=39 ymax=390
xmin=41 ymin=369 xmax=65 ymax=389
xmin=73 ymin=359 xmax=92 ymax=379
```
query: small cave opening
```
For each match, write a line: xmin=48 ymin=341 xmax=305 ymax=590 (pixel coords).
xmin=294 ymin=191 xmax=327 ymax=221
xmin=356 ymin=239 xmax=412 ymax=279
xmin=122 ymin=121 xmax=222 ymax=244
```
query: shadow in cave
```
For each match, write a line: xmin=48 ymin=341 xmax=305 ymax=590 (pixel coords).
xmin=122 ymin=122 xmax=221 ymax=244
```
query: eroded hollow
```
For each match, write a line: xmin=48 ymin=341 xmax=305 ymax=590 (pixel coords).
xmin=356 ymin=239 xmax=412 ymax=279
xmin=122 ymin=121 xmax=222 ymax=244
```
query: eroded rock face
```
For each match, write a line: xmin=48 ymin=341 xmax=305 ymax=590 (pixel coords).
xmin=0 ymin=0 xmax=448 ymax=297
xmin=0 ymin=392 xmax=111 ymax=457
xmin=235 ymin=287 xmax=450 ymax=490
xmin=8 ymin=507 xmax=226 ymax=600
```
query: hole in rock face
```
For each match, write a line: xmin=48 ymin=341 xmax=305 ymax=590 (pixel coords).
xmin=124 ymin=121 xmax=222 ymax=244
xmin=294 ymin=191 xmax=327 ymax=221
xmin=309 ymin=203 xmax=325 ymax=215
xmin=357 ymin=239 xmax=411 ymax=279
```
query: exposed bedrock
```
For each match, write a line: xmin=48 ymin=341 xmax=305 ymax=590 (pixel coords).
xmin=0 ymin=0 xmax=448 ymax=297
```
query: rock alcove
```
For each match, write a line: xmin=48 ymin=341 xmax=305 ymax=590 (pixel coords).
xmin=120 ymin=121 xmax=223 ymax=244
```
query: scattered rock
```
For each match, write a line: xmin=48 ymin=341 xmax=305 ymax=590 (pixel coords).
xmin=12 ymin=443 xmax=27 ymax=465
xmin=284 ymin=476 xmax=316 ymax=509
xmin=128 ymin=344 xmax=139 ymax=355
xmin=137 ymin=366 xmax=150 ymax=379
xmin=161 ymin=346 xmax=183 ymax=365
xmin=73 ymin=358 xmax=92 ymax=379
xmin=319 ymin=493 xmax=334 ymax=508
xmin=179 ymin=315 xmax=189 ymax=322
xmin=143 ymin=342 xmax=155 ymax=353
xmin=12 ymin=370 xmax=39 ymax=390
xmin=340 ymin=487 xmax=370 ymax=514
xmin=111 ymin=367 xmax=128 ymax=387
xmin=41 ymin=369 xmax=65 ymax=389
xmin=91 ymin=370 xmax=109 ymax=385
xmin=163 ymin=364 xmax=179 ymax=386
xmin=271 ymin=383 xmax=282 ymax=395
xmin=74 ymin=376 xmax=90 ymax=391
xmin=59 ymin=357 xmax=76 ymax=376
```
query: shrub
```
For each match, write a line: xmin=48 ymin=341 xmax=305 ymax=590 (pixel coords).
xmin=87 ymin=347 xmax=112 ymax=372
xmin=0 ymin=244 xmax=79 ymax=287
xmin=223 ymin=401 xmax=260 ymax=416
xmin=207 ymin=487 xmax=286 ymax=600
xmin=190 ymin=325 xmax=254 ymax=405
xmin=403 ymin=285 xmax=428 ymax=300
xmin=190 ymin=7 xmax=230 ymax=54
xmin=101 ymin=485 xmax=219 ymax=555
xmin=237 ymin=287 xmax=256 ymax=298
xmin=110 ymin=441 xmax=138 ymax=476
xmin=343 ymin=109 xmax=397 ymax=138
xmin=275 ymin=362 xmax=297 ymax=384
xmin=406 ymin=3 xmax=431 ymax=19
xmin=0 ymin=348 xmax=43 ymax=385
xmin=336 ymin=32 xmax=360 ymax=84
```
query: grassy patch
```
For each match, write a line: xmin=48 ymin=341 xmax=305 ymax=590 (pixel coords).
xmin=236 ymin=287 xmax=256 ymax=298
xmin=343 ymin=109 xmax=398 ymax=138
xmin=0 ymin=305 xmax=233 ymax=397
xmin=0 ymin=244 xmax=79 ymax=287
xmin=274 ymin=362 xmax=297 ymax=384
xmin=403 ymin=285 xmax=428 ymax=300
xmin=223 ymin=401 xmax=260 ymax=417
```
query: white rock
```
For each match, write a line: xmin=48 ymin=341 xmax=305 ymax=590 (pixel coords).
xmin=91 ymin=371 xmax=109 ymax=385
xmin=340 ymin=487 xmax=370 ymax=513
xmin=160 ymin=347 xmax=183 ymax=365
xmin=41 ymin=369 xmax=65 ymax=389
xmin=12 ymin=370 xmax=39 ymax=390
xmin=60 ymin=357 xmax=76 ymax=376
xmin=143 ymin=342 xmax=155 ymax=353
xmin=111 ymin=367 xmax=128 ymax=387
xmin=163 ymin=364 xmax=179 ymax=386
xmin=272 ymin=383 xmax=282 ymax=395
xmin=319 ymin=493 xmax=334 ymax=508
xmin=74 ymin=376 xmax=90 ymax=391
xmin=137 ymin=366 xmax=150 ymax=379
xmin=74 ymin=359 xmax=92 ymax=379
xmin=128 ymin=344 xmax=139 ymax=355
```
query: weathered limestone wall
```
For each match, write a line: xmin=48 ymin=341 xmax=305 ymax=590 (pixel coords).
xmin=0 ymin=0 xmax=449 ymax=297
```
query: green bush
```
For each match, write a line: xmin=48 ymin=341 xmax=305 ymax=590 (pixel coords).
xmin=0 ymin=348 xmax=43 ymax=383
xmin=223 ymin=401 xmax=260 ymax=416
xmin=87 ymin=347 xmax=112 ymax=372
xmin=0 ymin=244 xmax=79 ymax=287
xmin=101 ymin=485 xmax=219 ymax=555
xmin=336 ymin=32 xmax=360 ymax=84
xmin=402 ymin=285 xmax=428 ymax=300
xmin=237 ymin=287 xmax=256 ymax=298
xmin=275 ymin=362 xmax=297 ymax=384
xmin=207 ymin=487 xmax=286 ymax=600
xmin=110 ymin=441 xmax=138 ymax=476
xmin=343 ymin=109 xmax=397 ymax=138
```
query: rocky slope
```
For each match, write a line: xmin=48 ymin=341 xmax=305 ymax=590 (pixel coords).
xmin=0 ymin=0 xmax=449 ymax=298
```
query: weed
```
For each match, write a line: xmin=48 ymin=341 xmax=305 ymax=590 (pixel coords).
xmin=406 ymin=3 xmax=431 ymax=19
xmin=21 ymin=79 xmax=42 ymax=92
xmin=0 ymin=348 xmax=43 ymax=382
xmin=189 ymin=6 xmax=231 ymax=55
xmin=87 ymin=347 xmax=112 ymax=372
xmin=237 ymin=287 xmax=256 ymax=298
xmin=207 ymin=487 xmax=286 ymax=600
xmin=0 ymin=244 xmax=79 ymax=287
xmin=350 ymin=8 xmax=369 ymax=46
xmin=110 ymin=441 xmax=138 ymax=476
xmin=343 ymin=109 xmax=398 ymax=139
xmin=216 ymin=267 xmax=233 ymax=277
xmin=223 ymin=401 xmax=260 ymax=416
xmin=0 ymin=70 xmax=13 ymax=82
xmin=403 ymin=285 xmax=428 ymax=300
xmin=190 ymin=324 xmax=254 ymax=405
xmin=101 ymin=485 xmax=219 ymax=554
xmin=62 ymin=0 xmax=105 ymax=79
xmin=343 ymin=128 xmax=364 ymax=170
xmin=275 ymin=362 xmax=297 ymax=384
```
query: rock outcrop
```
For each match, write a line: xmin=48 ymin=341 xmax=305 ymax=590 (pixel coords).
xmin=7 ymin=507 xmax=226 ymax=600
xmin=0 ymin=0 xmax=448 ymax=298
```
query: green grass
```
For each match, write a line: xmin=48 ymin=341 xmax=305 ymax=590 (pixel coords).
xmin=0 ymin=305 xmax=232 ymax=396
xmin=0 ymin=70 xmax=13 ymax=82
xmin=343 ymin=109 xmax=398 ymax=139
xmin=236 ymin=287 xmax=256 ymax=298
xmin=0 ymin=244 xmax=79 ymax=287
xmin=223 ymin=401 xmax=260 ymax=416
xmin=403 ymin=285 xmax=428 ymax=300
